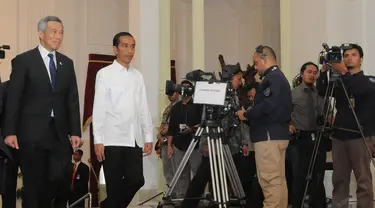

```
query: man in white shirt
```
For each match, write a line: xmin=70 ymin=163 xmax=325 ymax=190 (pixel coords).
xmin=93 ymin=32 xmax=153 ymax=208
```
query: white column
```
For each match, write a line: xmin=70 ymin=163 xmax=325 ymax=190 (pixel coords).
xmin=158 ymin=0 xmax=171 ymax=191
xmin=280 ymin=0 xmax=328 ymax=82
xmin=192 ymin=0 xmax=204 ymax=70
xmin=159 ymin=0 xmax=171 ymax=117
xmin=128 ymin=0 xmax=161 ymax=203
xmin=129 ymin=0 xmax=141 ymax=69
xmin=279 ymin=0 xmax=292 ymax=81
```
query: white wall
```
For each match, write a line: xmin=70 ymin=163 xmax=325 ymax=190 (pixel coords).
xmin=171 ymin=0 xmax=192 ymax=83
xmin=204 ymin=0 xmax=280 ymax=74
xmin=170 ymin=0 xmax=280 ymax=81
xmin=284 ymin=0 xmax=375 ymax=78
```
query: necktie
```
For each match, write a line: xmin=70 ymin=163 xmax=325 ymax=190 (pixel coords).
xmin=72 ymin=163 xmax=77 ymax=188
xmin=306 ymin=89 xmax=316 ymax=129
xmin=48 ymin=53 xmax=57 ymax=90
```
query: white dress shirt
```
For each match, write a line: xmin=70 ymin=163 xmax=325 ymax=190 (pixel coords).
xmin=92 ymin=60 xmax=153 ymax=148
xmin=38 ymin=44 xmax=56 ymax=117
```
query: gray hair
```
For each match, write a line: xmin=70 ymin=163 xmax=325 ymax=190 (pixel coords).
xmin=37 ymin=16 xmax=63 ymax=32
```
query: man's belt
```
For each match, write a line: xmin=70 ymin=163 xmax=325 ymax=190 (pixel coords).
xmin=295 ymin=130 xmax=318 ymax=141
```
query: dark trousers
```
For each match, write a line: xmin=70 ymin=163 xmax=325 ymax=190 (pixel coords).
xmin=292 ymin=133 xmax=327 ymax=208
xmin=181 ymin=152 xmax=263 ymax=208
xmin=332 ymin=138 xmax=373 ymax=208
xmin=100 ymin=145 xmax=145 ymax=208
xmin=285 ymin=141 xmax=298 ymax=205
xmin=19 ymin=120 xmax=72 ymax=208
xmin=1 ymin=149 xmax=19 ymax=208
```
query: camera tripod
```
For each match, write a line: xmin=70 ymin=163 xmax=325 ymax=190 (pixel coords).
xmin=157 ymin=119 xmax=247 ymax=208
xmin=301 ymin=70 xmax=375 ymax=207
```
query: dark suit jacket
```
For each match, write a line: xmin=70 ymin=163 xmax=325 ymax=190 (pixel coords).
xmin=71 ymin=162 xmax=89 ymax=199
xmin=0 ymin=81 xmax=12 ymax=160
xmin=3 ymin=47 xmax=81 ymax=145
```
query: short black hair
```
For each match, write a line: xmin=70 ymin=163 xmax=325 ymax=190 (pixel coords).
xmin=181 ymin=80 xmax=193 ymax=86
xmin=255 ymin=45 xmax=277 ymax=60
xmin=247 ymin=82 xmax=259 ymax=91
xmin=343 ymin=43 xmax=364 ymax=58
xmin=76 ymin=149 xmax=83 ymax=156
xmin=300 ymin=61 xmax=318 ymax=74
xmin=113 ymin=32 xmax=134 ymax=47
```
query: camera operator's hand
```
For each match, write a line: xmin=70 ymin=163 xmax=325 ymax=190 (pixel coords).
xmin=327 ymin=61 xmax=347 ymax=74
xmin=289 ymin=125 xmax=296 ymax=135
xmin=241 ymin=145 xmax=249 ymax=156
xmin=236 ymin=108 xmax=247 ymax=121
xmin=182 ymin=126 xmax=193 ymax=133
xmin=168 ymin=145 xmax=174 ymax=158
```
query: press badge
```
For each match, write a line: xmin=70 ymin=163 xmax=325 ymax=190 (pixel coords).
xmin=311 ymin=133 xmax=315 ymax=141
xmin=349 ymin=97 xmax=355 ymax=108
xmin=179 ymin=124 xmax=187 ymax=132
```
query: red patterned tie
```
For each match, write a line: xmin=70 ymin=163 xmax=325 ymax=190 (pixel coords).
xmin=72 ymin=163 xmax=77 ymax=188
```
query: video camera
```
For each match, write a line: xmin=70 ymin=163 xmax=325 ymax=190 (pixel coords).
xmin=319 ymin=43 xmax=353 ymax=80
xmin=0 ymin=45 xmax=10 ymax=59
xmin=319 ymin=43 xmax=353 ymax=64
xmin=165 ymin=58 xmax=244 ymax=133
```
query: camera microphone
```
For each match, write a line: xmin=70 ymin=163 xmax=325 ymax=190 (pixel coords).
xmin=322 ymin=43 xmax=329 ymax=51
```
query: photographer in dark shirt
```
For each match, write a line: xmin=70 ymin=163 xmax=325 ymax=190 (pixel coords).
xmin=237 ymin=45 xmax=292 ymax=208
xmin=167 ymin=80 xmax=203 ymax=198
xmin=316 ymin=44 xmax=375 ymax=208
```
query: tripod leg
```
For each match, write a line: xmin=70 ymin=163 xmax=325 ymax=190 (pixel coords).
xmin=158 ymin=127 xmax=203 ymax=207
xmin=209 ymin=129 xmax=223 ymax=208
xmin=207 ymin=127 xmax=219 ymax=206
xmin=216 ymin=133 xmax=228 ymax=207
xmin=223 ymin=145 xmax=247 ymax=206
xmin=217 ymin=129 xmax=229 ymax=207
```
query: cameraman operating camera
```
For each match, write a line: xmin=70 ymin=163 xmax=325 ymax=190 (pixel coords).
xmin=167 ymin=80 xmax=202 ymax=199
xmin=237 ymin=45 xmax=292 ymax=208
xmin=316 ymin=43 xmax=375 ymax=208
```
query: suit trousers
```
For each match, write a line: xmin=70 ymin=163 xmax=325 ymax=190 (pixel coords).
xmin=101 ymin=145 xmax=145 ymax=208
xmin=1 ymin=148 xmax=19 ymax=208
xmin=19 ymin=120 xmax=72 ymax=208
xmin=254 ymin=139 xmax=289 ymax=208
xmin=332 ymin=138 xmax=374 ymax=208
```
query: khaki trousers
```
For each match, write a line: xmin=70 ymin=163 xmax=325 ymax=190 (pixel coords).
xmin=254 ymin=139 xmax=289 ymax=208
xmin=331 ymin=138 xmax=374 ymax=208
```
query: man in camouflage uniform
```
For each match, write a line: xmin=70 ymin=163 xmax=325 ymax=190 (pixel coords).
xmin=157 ymin=92 xmax=179 ymax=196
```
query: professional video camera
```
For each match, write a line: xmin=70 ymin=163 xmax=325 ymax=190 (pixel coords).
xmin=318 ymin=43 xmax=352 ymax=80
xmin=164 ymin=63 xmax=243 ymax=132
xmin=0 ymin=45 xmax=10 ymax=59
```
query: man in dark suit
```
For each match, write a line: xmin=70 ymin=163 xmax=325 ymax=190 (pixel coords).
xmin=0 ymin=80 xmax=20 ymax=208
xmin=3 ymin=16 xmax=82 ymax=208
xmin=69 ymin=149 xmax=89 ymax=207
